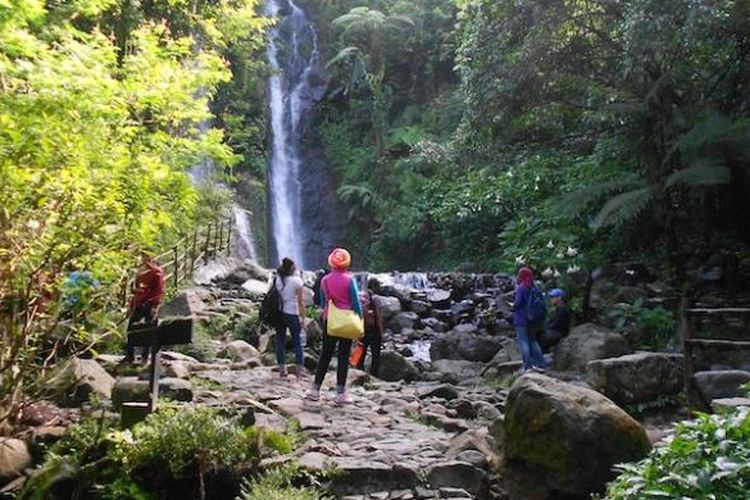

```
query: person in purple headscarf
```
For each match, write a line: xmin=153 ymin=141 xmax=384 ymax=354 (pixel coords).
xmin=512 ymin=266 xmax=547 ymax=372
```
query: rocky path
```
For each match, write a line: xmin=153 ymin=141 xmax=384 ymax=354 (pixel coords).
xmin=195 ymin=366 xmax=505 ymax=499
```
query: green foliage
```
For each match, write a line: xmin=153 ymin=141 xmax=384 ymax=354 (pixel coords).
xmin=607 ymin=300 xmax=677 ymax=350
xmin=123 ymin=406 xmax=258 ymax=478
xmin=623 ymin=393 xmax=685 ymax=419
xmin=239 ymin=464 xmax=332 ymax=500
xmin=602 ymin=408 xmax=750 ymax=499
xmin=23 ymin=406 xmax=299 ymax=499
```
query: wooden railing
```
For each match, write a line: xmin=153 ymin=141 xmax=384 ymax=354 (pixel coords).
xmin=120 ymin=217 xmax=233 ymax=309
xmin=682 ymin=306 xmax=750 ymax=410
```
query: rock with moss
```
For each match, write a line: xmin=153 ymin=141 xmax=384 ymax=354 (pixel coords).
xmin=503 ymin=374 xmax=651 ymax=498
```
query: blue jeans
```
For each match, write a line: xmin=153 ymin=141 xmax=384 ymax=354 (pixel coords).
xmin=517 ymin=325 xmax=547 ymax=370
xmin=275 ymin=313 xmax=304 ymax=366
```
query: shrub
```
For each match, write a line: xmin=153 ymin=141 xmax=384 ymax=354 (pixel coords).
xmin=239 ymin=464 xmax=332 ymax=500
xmin=175 ymin=325 xmax=217 ymax=362
xmin=602 ymin=407 xmax=750 ymax=499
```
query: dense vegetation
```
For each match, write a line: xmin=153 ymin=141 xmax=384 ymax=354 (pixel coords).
xmin=0 ymin=0 xmax=269 ymax=433
xmin=21 ymin=405 xmax=326 ymax=499
xmin=301 ymin=0 xmax=749 ymax=277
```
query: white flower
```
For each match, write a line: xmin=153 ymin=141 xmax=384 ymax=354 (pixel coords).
xmin=566 ymin=246 xmax=578 ymax=257
xmin=566 ymin=265 xmax=581 ymax=275
xmin=553 ymin=269 xmax=562 ymax=278
xmin=506 ymin=170 xmax=514 ymax=178
xmin=546 ymin=240 xmax=555 ymax=249
xmin=541 ymin=267 xmax=554 ymax=278
xmin=534 ymin=184 xmax=540 ymax=191
xmin=27 ymin=220 xmax=40 ymax=231
xmin=556 ymin=252 xmax=564 ymax=259
xmin=515 ymin=255 xmax=525 ymax=264
xmin=535 ymin=175 xmax=541 ymax=182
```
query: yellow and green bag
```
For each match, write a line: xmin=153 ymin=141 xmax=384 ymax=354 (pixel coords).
xmin=327 ymin=300 xmax=364 ymax=340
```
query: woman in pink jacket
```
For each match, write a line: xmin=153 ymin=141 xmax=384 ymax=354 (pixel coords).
xmin=306 ymin=248 xmax=362 ymax=405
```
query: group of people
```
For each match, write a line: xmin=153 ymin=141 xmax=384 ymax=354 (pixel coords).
xmin=268 ymin=248 xmax=383 ymax=405
xmin=124 ymin=245 xmax=570 ymax=394
xmin=512 ymin=266 xmax=571 ymax=372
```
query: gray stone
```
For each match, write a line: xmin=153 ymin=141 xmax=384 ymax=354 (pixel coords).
xmin=587 ymin=352 xmax=684 ymax=404
xmin=162 ymin=360 xmax=191 ymax=379
xmin=241 ymin=278 xmax=267 ymax=295
xmin=330 ymin=458 xmax=419 ymax=496
xmin=389 ymin=312 xmax=420 ymax=332
xmin=0 ymin=439 xmax=31 ymax=482
xmin=452 ymin=323 xmax=478 ymax=335
xmin=553 ymin=323 xmax=632 ymax=372
xmin=430 ymin=333 xmax=504 ymax=363
xmin=46 ymin=358 xmax=116 ymax=405
xmin=488 ymin=338 xmax=521 ymax=364
xmin=421 ymin=317 xmax=448 ymax=333
xmin=455 ymin=450 xmax=488 ymax=469
xmin=431 ymin=360 xmax=483 ymax=383
xmin=112 ymin=377 xmax=193 ymax=409
xmin=379 ymin=351 xmax=418 ymax=382
xmin=417 ymin=384 xmax=460 ymax=401
xmin=410 ymin=300 xmax=431 ymax=316
xmin=375 ymin=295 xmax=402 ymax=320
xmin=219 ymin=340 xmax=259 ymax=362
xmin=438 ymin=486 xmax=471 ymax=498
xmin=427 ymin=462 xmax=487 ymax=497
xmin=711 ymin=397 xmax=750 ymax=413
xmin=693 ymin=370 xmax=750 ymax=407
xmin=504 ymin=374 xmax=650 ymax=498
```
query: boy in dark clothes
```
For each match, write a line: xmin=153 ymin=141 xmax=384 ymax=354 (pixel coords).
xmin=539 ymin=288 xmax=571 ymax=353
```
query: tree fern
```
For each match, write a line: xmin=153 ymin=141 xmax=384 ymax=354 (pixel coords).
xmin=664 ymin=161 xmax=731 ymax=188
xmin=590 ymin=186 xmax=657 ymax=230
xmin=554 ymin=177 xmax=646 ymax=218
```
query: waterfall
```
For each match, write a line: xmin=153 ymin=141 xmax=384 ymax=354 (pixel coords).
xmin=232 ymin=205 xmax=259 ymax=261
xmin=266 ymin=0 xmax=320 ymax=269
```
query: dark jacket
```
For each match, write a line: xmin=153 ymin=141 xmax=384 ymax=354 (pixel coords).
xmin=512 ymin=285 xmax=532 ymax=327
xmin=546 ymin=302 xmax=571 ymax=336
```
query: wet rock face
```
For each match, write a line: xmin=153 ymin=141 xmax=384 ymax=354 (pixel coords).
xmin=503 ymin=374 xmax=651 ymax=499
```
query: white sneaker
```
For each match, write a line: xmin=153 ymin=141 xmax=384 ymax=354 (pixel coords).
xmin=333 ymin=392 xmax=353 ymax=405
xmin=304 ymin=388 xmax=320 ymax=401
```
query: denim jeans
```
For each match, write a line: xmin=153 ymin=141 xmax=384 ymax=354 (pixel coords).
xmin=516 ymin=325 xmax=547 ymax=370
xmin=275 ymin=313 xmax=304 ymax=367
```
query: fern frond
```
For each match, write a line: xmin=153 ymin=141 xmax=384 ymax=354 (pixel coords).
xmin=553 ymin=177 xmax=645 ymax=217
xmin=325 ymin=46 xmax=361 ymax=69
xmin=664 ymin=162 xmax=731 ymax=189
xmin=675 ymin=114 xmax=750 ymax=154
xmin=590 ymin=186 xmax=657 ymax=231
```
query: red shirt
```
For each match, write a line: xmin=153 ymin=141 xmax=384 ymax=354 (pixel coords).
xmin=131 ymin=262 xmax=165 ymax=308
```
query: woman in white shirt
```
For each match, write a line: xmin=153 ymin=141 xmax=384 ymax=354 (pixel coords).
xmin=274 ymin=258 xmax=307 ymax=378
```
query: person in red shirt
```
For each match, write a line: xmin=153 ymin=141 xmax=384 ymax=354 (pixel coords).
xmin=124 ymin=251 xmax=165 ymax=363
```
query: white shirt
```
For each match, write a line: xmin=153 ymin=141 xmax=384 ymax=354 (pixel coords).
xmin=275 ymin=275 xmax=303 ymax=316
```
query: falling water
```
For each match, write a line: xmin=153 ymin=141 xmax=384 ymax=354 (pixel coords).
xmin=266 ymin=0 xmax=320 ymax=268
xmin=232 ymin=205 xmax=259 ymax=261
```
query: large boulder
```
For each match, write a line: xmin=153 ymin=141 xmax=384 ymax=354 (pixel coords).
xmin=693 ymin=370 xmax=750 ymax=409
xmin=388 ymin=311 xmax=420 ymax=332
xmin=45 ymin=358 xmax=116 ymax=406
xmin=430 ymin=360 xmax=483 ymax=384
xmin=219 ymin=340 xmax=260 ymax=362
xmin=0 ymin=439 xmax=31 ymax=483
xmin=112 ymin=377 xmax=193 ymax=409
xmin=430 ymin=332 xmax=504 ymax=363
xmin=379 ymin=351 xmax=418 ymax=382
xmin=553 ymin=323 xmax=632 ymax=372
xmin=504 ymin=374 xmax=651 ymax=498
xmin=587 ymin=352 xmax=684 ymax=404
xmin=375 ymin=295 xmax=402 ymax=320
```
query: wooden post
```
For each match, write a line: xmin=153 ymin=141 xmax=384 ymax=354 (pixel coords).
xmin=204 ymin=223 xmax=212 ymax=263
xmin=683 ymin=305 xmax=697 ymax=412
xmin=172 ymin=246 xmax=179 ymax=288
xmin=147 ymin=343 xmax=161 ymax=413
xmin=190 ymin=231 xmax=198 ymax=275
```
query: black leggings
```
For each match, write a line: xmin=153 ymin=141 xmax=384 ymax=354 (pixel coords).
xmin=314 ymin=331 xmax=352 ymax=390
xmin=357 ymin=329 xmax=382 ymax=377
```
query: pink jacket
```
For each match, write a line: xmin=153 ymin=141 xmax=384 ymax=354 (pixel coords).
xmin=320 ymin=269 xmax=362 ymax=320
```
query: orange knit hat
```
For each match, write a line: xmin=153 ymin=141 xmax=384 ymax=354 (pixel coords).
xmin=327 ymin=247 xmax=352 ymax=269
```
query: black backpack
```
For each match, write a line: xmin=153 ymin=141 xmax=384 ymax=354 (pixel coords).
xmin=259 ymin=277 xmax=283 ymax=327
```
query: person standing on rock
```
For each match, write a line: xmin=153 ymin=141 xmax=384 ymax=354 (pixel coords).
xmin=306 ymin=248 xmax=363 ymax=404
xmin=512 ymin=266 xmax=547 ymax=372
xmin=274 ymin=258 xmax=307 ymax=378
xmin=355 ymin=277 xmax=385 ymax=377
xmin=124 ymin=251 xmax=165 ymax=363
